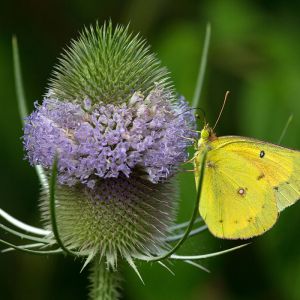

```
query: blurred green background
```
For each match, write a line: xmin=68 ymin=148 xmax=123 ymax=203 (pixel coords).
xmin=1 ymin=0 xmax=300 ymax=299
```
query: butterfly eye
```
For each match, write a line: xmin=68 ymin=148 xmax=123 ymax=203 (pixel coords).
xmin=259 ymin=150 xmax=265 ymax=158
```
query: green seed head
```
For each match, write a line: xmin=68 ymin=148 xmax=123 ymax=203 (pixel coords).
xmin=49 ymin=21 xmax=172 ymax=104
xmin=40 ymin=176 xmax=176 ymax=268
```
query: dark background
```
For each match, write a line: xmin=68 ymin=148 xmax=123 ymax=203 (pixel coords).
xmin=1 ymin=0 xmax=300 ymax=299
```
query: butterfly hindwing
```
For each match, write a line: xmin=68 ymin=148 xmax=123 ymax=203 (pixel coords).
xmin=199 ymin=147 xmax=278 ymax=239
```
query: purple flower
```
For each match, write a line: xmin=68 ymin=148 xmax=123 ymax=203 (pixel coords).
xmin=23 ymin=86 xmax=195 ymax=188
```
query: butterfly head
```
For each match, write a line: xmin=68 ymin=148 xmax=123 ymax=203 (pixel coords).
xmin=198 ymin=124 xmax=217 ymax=148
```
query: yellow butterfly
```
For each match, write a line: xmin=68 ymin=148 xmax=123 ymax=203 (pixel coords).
xmin=193 ymin=99 xmax=300 ymax=240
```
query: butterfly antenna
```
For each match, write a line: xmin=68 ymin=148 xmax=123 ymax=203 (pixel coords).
xmin=213 ymin=91 xmax=230 ymax=130
xmin=175 ymin=107 xmax=207 ymax=126
xmin=278 ymin=114 xmax=293 ymax=145
xmin=176 ymin=107 xmax=203 ymax=117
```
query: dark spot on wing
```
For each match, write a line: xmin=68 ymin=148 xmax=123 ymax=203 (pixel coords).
xmin=260 ymin=150 xmax=265 ymax=158
xmin=247 ymin=217 xmax=253 ymax=223
xmin=274 ymin=186 xmax=279 ymax=191
xmin=206 ymin=161 xmax=215 ymax=168
xmin=234 ymin=220 xmax=238 ymax=224
xmin=219 ymin=219 xmax=223 ymax=223
xmin=262 ymin=204 xmax=265 ymax=209
xmin=257 ymin=173 xmax=265 ymax=180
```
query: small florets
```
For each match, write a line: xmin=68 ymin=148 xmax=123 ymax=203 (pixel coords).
xmin=23 ymin=87 xmax=194 ymax=189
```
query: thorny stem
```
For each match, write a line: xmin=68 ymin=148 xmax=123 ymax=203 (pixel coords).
xmin=89 ymin=258 xmax=121 ymax=300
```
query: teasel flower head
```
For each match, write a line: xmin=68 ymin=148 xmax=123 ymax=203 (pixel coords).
xmin=22 ymin=22 xmax=195 ymax=269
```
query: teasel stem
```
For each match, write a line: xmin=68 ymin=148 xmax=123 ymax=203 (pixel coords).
xmin=89 ymin=258 xmax=121 ymax=300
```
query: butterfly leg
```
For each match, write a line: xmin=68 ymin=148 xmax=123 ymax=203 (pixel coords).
xmin=190 ymin=129 xmax=201 ymax=133
xmin=182 ymin=157 xmax=196 ymax=165
xmin=179 ymin=135 xmax=196 ymax=142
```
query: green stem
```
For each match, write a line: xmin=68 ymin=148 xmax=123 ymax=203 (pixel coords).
xmin=12 ymin=36 xmax=48 ymax=188
xmin=89 ymin=259 xmax=121 ymax=300
xmin=12 ymin=36 xmax=28 ymax=125
xmin=141 ymin=150 xmax=207 ymax=262
xmin=192 ymin=23 xmax=211 ymax=109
